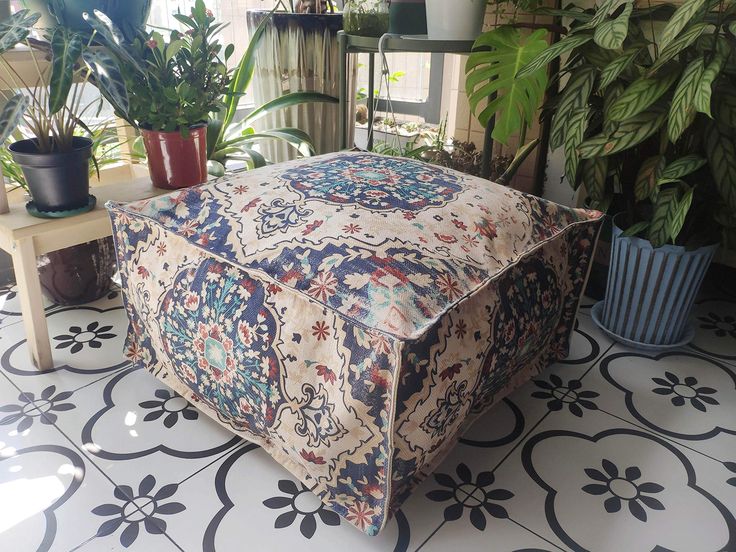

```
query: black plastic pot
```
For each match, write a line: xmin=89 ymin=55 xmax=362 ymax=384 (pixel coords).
xmin=9 ymin=137 xmax=92 ymax=213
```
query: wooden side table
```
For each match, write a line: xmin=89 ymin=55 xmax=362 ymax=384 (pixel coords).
xmin=0 ymin=178 xmax=168 ymax=370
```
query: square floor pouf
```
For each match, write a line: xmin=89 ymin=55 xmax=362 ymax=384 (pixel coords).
xmin=107 ymin=152 xmax=604 ymax=535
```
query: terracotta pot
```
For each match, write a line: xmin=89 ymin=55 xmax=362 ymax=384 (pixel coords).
xmin=38 ymin=237 xmax=116 ymax=306
xmin=140 ymin=125 xmax=208 ymax=189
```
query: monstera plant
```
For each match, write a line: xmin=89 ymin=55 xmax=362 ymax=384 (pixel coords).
xmin=467 ymin=0 xmax=736 ymax=348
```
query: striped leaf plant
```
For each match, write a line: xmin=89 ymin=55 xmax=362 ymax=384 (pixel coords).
xmin=467 ymin=0 xmax=736 ymax=249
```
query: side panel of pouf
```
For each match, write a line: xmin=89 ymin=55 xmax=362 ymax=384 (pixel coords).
xmin=389 ymin=220 xmax=601 ymax=511
xmin=108 ymin=207 xmax=402 ymax=535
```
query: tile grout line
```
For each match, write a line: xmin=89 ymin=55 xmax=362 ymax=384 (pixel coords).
xmin=0 ymin=367 xmax=188 ymax=552
xmin=596 ymin=406 xmax=726 ymax=465
xmin=416 ymin=335 xmax=613 ymax=551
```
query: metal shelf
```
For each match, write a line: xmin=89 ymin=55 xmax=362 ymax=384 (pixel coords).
xmin=338 ymin=31 xmax=478 ymax=151
xmin=339 ymin=31 xmax=475 ymax=54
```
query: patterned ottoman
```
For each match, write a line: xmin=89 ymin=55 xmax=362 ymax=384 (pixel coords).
xmin=108 ymin=152 xmax=603 ymax=535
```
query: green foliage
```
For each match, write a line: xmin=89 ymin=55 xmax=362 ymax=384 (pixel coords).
xmin=465 ymin=26 xmax=549 ymax=144
xmin=0 ymin=95 xmax=29 ymax=144
xmin=204 ymin=10 xmax=337 ymax=173
xmin=474 ymin=0 xmax=736 ymax=248
xmin=49 ymin=27 xmax=83 ymax=115
xmin=90 ymin=0 xmax=231 ymax=132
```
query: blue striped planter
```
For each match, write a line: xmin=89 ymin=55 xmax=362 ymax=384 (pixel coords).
xmin=600 ymin=223 xmax=717 ymax=347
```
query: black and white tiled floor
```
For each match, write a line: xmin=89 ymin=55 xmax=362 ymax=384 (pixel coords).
xmin=0 ymin=282 xmax=735 ymax=551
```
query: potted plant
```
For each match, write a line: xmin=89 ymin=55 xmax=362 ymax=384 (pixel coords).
xmin=207 ymin=11 xmax=338 ymax=174
xmin=425 ymin=0 xmax=486 ymax=40
xmin=0 ymin=9 xmax=127 ymax=214
xmin=467 ymin=0 xmax=736 ymax=348
xmin=87 ymin=0 xmax=231 ymax=189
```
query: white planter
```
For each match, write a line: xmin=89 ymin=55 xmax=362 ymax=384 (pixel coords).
xmin=425 ymin=0 xmax=486 ymax=41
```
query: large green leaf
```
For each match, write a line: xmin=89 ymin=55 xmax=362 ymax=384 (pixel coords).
xmin=634 ymin=155 xmax=664 ymax=201
xmin=83 ymin=10 xmax=144 ymax=75
xmin=714 ymin=85 xmax=736 ymax=128
xmin=550 ymin=66 xmax=596 ymax=150
xmin=594 ymin=2 xmax=633 ymax=50
xmin=516 ymin=33 xmax=593 ymax=79
xmin=704 ymin=120 xmax=736 ymax=212
xmin=581 ymin=156 xmax=609 ymax=200
xmin=243 ymin=92 xmax=338 ymax=126
xmin=242 ymin=128 xmax=316 ymax=157
xmin=0 ymin=94 xmax=28 ymax=143
xmin=0 ymin=10 xmax=40 ymax=54
xmin=82 ymin=49 xmax=130 ymax=119
xmin=465 ymin=27 xmax=549 ymax=144
xmin=648 ymin=187 xmax=679 ymax=247
xmin=580 ymin=0 xmax=628 ymax=29
xmin=660 ymin=155 xmax=707 ymax=181
xmin=48 ymin=28 xmax=84 ymax=115
xmin=564 ymin=107 xmax=590 ymax=185
xmin=669 ymin=186 xmax=694 ymax=242
xmin=649 ymin=23 xmax=708 ymax=73
xmin=607 ymin=68 xmax=679 ymax=122
xmin=579 ymin=106 xmax=667 ymax=158
xmin=668 ymin=58 xmax=704 ymax=142
xmin=694 ymin=36 xmax=728 ymax=116
xmin=659 ymin=0 xmax=706 ymax=50
xmin=598 ymin=49 xmax=641 ymax=91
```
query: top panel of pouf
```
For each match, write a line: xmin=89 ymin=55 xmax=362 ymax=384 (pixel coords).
xmin=117 ymin=152 xmax=601 ymax=339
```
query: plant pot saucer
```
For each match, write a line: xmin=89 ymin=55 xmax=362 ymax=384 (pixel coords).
xmin=26 ymin=195 xmax=96 ymax=219
xmin=590 ymin=301 xmax=695 ymax=352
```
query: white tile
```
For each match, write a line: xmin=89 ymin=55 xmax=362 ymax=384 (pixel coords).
xmin=151 ymin=444 xmax=436 ymax=552
xmin=0 ymin=304 xmax=131 ymax=394
xmin=0 ymin=373 xmax=163 ymax=552
xmin=581 ymin=345 xmax=736 ymax=464
xmin=47 ymin=365 xmax=242 ymax=490
xmin=689 ymin=298 xmax=736 ymax=363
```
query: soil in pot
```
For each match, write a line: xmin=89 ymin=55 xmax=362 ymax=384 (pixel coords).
xmin=9 ymin=137 xmax=92 ymax=213
xmin=38 ymin=237 xmax=117 ymax=306
xmin=140 ymin=125 xmax=208 ymax=189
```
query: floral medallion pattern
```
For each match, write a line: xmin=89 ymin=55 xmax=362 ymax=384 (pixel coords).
xmin=581 ymin=459 xmax=664 ymax=522
xmin=110 ymin=151 xmax=603 ymax=534
xmin=279 ymin=153 xmax=464 ymax=212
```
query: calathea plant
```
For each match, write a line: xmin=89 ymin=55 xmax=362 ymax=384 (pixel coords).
xmin=466 ymin=0 xmax=736 ymax=249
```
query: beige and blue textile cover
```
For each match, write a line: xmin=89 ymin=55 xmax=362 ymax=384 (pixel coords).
xmin=108 ymin=152 xmax=603 ymax=535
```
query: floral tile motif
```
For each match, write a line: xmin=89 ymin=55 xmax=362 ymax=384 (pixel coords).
xmin=148 ymin=444 xmax=434 ymax=552
xmin=0 ymin=271 xmax=733 ymax=550
xmin=49 ymin=366 xmax=242 ymax=487
xmin=522 ymin=427 xmax=735 ymax=552
xmin=0 ymin=376 xmax=123 ymax=552
xmin=597 ymin=350 xmax=736 ymax=441
xmin=690 ymin=299 xmax=736 ymax=362
xmin=0 ymin=306 xmax=130 ymax=396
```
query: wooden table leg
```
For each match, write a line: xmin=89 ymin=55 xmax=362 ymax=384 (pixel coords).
xmin=12 ymin=237 xmax=53 ymax=370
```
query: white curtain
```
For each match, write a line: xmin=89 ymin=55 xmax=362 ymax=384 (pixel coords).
xmin=248 ymin=12 xmax=355 ymax=162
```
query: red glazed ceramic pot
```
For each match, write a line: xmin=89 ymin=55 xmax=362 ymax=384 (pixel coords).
xmin=140 ymin=125 xmax=208 ymax=189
